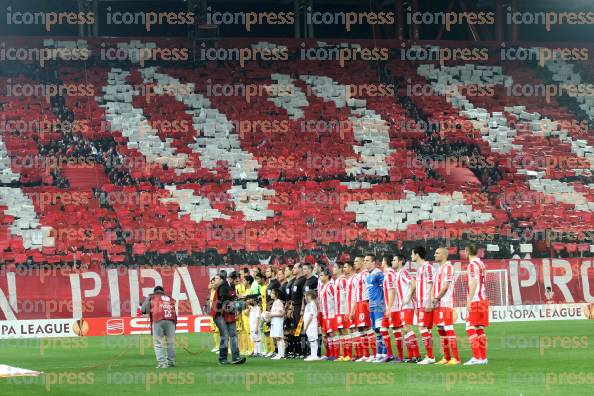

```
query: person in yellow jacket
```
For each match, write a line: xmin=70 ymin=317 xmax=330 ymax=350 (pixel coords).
xmin=256 ymin=271 xmax=275 ymax=357
xmin=208 ymin=276 xmax=220 ymax=353
xmin=235 ymin=273 xmax=253 ymax=355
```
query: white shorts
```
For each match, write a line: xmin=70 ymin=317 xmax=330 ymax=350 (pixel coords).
xmin=306 ymin=325 xmax=318 ymax=342
xmin=270 ymin=318 xmax=283 ymax=338
xmin=250 ymin=331 xmax=261 ymax=342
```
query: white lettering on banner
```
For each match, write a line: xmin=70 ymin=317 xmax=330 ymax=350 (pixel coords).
xmin=194 ymin=316 xmax=212 ymax=333
xmin=509 ymin=260 xmax=532 ymax=305
xmin=128 ymin=316 xmax=190 ymax=335
xmin=454 ymin=304 xmax=585 ymax=323
xmin=509 ymin=261 xmax=520 ymax=304
xmin=108 ymin=268 xmax=121 ymax=317
xmin=128 ymin=269 xmax=140 ymax=313
xmin=551 ymin=259 xmax=574 ymax=303
xmin=128 ymin=269 xmax=165 ymax=312
xmin=69 ymin=273 xmax=82 ymax=318
xmin=129 ymin=316 xmax=191 ymax=335
xmin=70 ymin=271 xmax=102 ymax=318
xmin=130 ymin=317 xmax=151 ymax=335
xmin=582 ymin=261 xmax=594 ymax=302
xmin=176 ymin=317 xmax=189 ymax=333
xmin=140 ymin=269 xmax=163 ymax=298
xmin=542 ymin=258 xmax=552 ymax=296
xmin=171 ymin=267 xmax=202 ymax=315
xmin=0 ymin=319 xmax=75 ymax=339
xmin=0 ymin=272 xmax=18 ymax=320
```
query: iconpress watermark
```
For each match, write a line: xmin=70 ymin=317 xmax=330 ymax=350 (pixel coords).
xmin=4 ymin=7 xmax=94 ymax=31
xmin=400 ymin=45 xmax=489 ymax=65
xmin=107 ymin=368 xmax=195 ymax=391
xmin=506 ymin=9 xmax=594 ymax=31
xmin=206 ymin=9 xmax=294 ymax=31
xmin=300 ymin=44 xmax=389 ymax=67
xmin=304 ymin=368 xmax=394 ymax=392
xmin=205 ymin=9 xmax=394 ymax=32
xmin=406 ymin=370 xmax=495 ymax=392
xmin=98 ymin=43 xmax=189 ymax=66
xmin=304 ymin=9 xmax=395 ymax=31
xmin=105 ymin=8 xmax=194 ymax=31
xmin=27 ymin=190 xmax=170 ymax=212
xmin=7 ymin=370 xmax=94 ymax=391
xmin=0 ymin=43 xmax=89 ymax=66
xmin=4 ymin=81 xmax=95 ymax=103
xmin=205 ymin=81 xmax=394 ymax=103
xmin=499 ymin=45 xmax=589 ymax=65
xmin=199 ymin=44 xmax=288 ymax=67
xmin=505 ymin=82 xmax=594 ymax=103
xmin=507 ymin=369 xmax=594 ymax=392
xmin=206 ymin=368 xmax=294 ymax=391
xmin=407 ymin=8 xmax=495 ymax=31
xmin=406 ymin=81 xmax=495 ymax=98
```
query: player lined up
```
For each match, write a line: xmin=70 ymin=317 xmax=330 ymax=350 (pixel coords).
xmin=213 ymin=244 xmax=489 ymax=365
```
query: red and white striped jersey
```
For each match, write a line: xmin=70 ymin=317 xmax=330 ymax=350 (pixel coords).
xmin=320 ymin=281 xmax=336 ymax=319
xmin=351 ymin=269 xmax=369 ymax=303
xmin=396 ymin=268 xmax=416 ymax=310
xmin=467 ymin=257 xmax=488 ymax=302
xmin=346 ymin=275 xmax=354 ymax=311
xmin=415 ymin=262 xmax=435 ymax=309
xmin=317 ymin=277 xmax=323 ymax=301
xmin=382 ymin=268 xmax=399 ymax=312
xmin=433 ymin=261 xmax=455 ymax=308
xmin=335 ymin=276 xmax=349 ymax=315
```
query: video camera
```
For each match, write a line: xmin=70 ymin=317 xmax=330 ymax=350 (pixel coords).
xmin=229 ymin=293 xmax=261 ymax=313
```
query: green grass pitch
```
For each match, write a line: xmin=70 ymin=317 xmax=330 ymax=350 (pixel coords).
xmin=1 ymin=320 xmax=593 ymax=396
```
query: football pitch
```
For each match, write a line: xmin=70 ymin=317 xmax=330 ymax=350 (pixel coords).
xmin=0 ymin=320 xmax=592 ymax=396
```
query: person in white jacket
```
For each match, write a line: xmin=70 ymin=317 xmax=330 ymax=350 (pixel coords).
xmin=247 ymin=297 xmax=263 ymax=357
xmin=269 ymin=288 xmax=286 ymax=360
xmin=303 ymin=290 xmax=320 ymax=361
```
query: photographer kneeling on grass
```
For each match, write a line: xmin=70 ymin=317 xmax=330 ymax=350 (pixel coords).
xmin=210 ymin=270 xmax=247 ymax=365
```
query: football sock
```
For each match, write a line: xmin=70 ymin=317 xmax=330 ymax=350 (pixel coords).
xmin=345 ymin=334 xmax=353 ymax=358
xmin=361 ymin=331 xmax=370 ymax=357
xmin=476 ymin=328 xmax=487 ymax=359
xmin=393 ymin=330 xmax=404 ymax=360
xmin=405 ymin=331 xmax=420 ymax=359
xmin=466 ymin=328 xmax=481 ymax=359
xmin=376 ymin=333 xmax=385 ymax=355
xmin=353 ymin=332 xmax=361 ymax=358
xmin=338 ymin=335 xmax=345 ymax=357
xmin=381 ymin=330 xmax=393 ymax=357
xmin=420 ymin=329 xmax=434 ymax=359
xmin=278 ymin=340 xmax=285 ymax=356
xmin=446 ymin=329 xmax=459 ymax=360
xmin=367 ymin=330 xmax=376 ymax=356
xmin=438 ymin=327 xmax=451 ymax=361
xmin=309 ymin=340 xmax=318 ymax=358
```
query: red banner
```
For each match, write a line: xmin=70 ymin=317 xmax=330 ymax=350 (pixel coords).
xmin=81 ymin=315 xmax=213 ymax=336
xmin=0 ymin=265 xmax=236 ymax=320
xmin=0 ymin=260 xmax=593 ymax=320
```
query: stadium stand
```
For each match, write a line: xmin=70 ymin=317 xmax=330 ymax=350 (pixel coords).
xmin=0 ymin=39 xmax=592 ymax=266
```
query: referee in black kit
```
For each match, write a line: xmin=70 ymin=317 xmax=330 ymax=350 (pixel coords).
xmin=301 ymin=262 xmax=318 ymax=357
xmin=289 ymin=263 xmax=306 ymax=358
